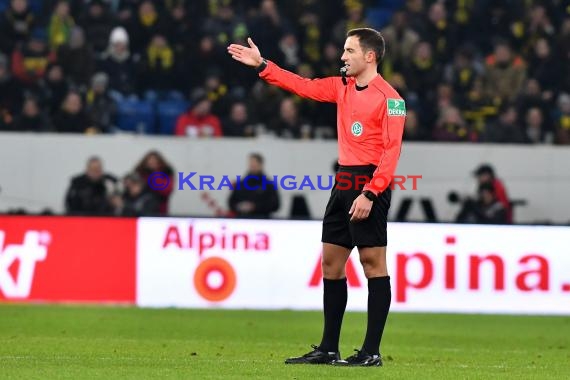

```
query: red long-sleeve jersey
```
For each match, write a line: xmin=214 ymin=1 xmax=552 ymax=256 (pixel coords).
xmin=258 ymin=60 xmax=406 ymax=195
xmin=493 ymin=178 xmax=512 ymax=223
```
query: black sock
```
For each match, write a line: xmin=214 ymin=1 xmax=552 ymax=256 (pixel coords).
xmin=362 ymin=276 xmax=391 ymax=355
xmin=318 ymin=277 xmax=347 ymax=352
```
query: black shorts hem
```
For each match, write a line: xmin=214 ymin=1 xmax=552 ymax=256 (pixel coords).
xmin=356 ymin=241 xmax=388 ymax=249
xmin=320 ymin=239 xmax=354 ymax=250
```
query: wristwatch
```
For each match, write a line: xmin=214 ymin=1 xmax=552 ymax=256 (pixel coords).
xmin=255 ymin=58 xmax=268 ymax=73
xmin=362 ymin=190 xmax=377 ymax=202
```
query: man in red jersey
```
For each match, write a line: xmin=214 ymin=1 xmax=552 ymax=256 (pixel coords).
xmin=228 ymin=28 xmax=406 ymax=367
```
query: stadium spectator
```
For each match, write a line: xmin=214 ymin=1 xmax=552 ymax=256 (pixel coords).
xmin=175 ymin=88 xmax=223 ymax=137
xmin=247 ymin=0 xmax=290 ymax=64
xmin=10 ymin=29 xmax=56 ymax=86
xmin=47 ymin=0 xmax=75 ymax=50
xmin=110 ymin=172 xmax=160 ymax=217
xmin=10 ymin=95 xmax=52 ymax=132
xmin=554 ymin=93 xmax=570 ymax=145
xmin=203 ymin=69 xmax=231 ymax=118
xmin=455 ymin=182 xmax=509 ymax=225
xmin=522 ymin=107 xmax=551 ymax=144
xmin=424 ymin=1 xmax=458 ymax=64
xmin=276 ymin=32 xmax=301 ymax=72
xmin=84 ymin=72 xmax=117 ymax=133
xmin=557 ymin=18 xmax=570 ymax=96
xmin=482 ymin=40 xmax=527 ymax=106
xmin=228 ymin=152 xmax=280 ymax=219
xmin=528 ymin=37 xmax=560 ymax=100
xmin=0 ymin=0 xmax=36 ymax=55
xmin=162 ymin=1 xmax=194 ymax=60
xmin=402 ymin=41 xmax=442 ymax=112
xmin=473 ymin=163 xmax=512 ymax=224
xmin=202 ymin=3 xmax=248 ymax=48
xmin=0 ymin=52 xmax=24 ymax=123
xmin=481 ymin=104 xmax=525 ymax=144
xmin=432 ymin=105 xmax=472 ymax=142
xmin=183 ymin=34 xmax=230 ymax=90
xmin=65 ymin=156 xmax=118 ymax=215
xmin=332 ymin=1 xmax=369 ymax=46
xmin=52 ymin=90 xmax=95 ymax=133
xmin=40 ymin=62 xmax=70 ymax=116
xmin=222 ymin=101 xmax=256 ymax=137
xmin=77 ymin=0 xmax=115 ymax=54
xmin=460 ymin=76 xmax=497 ymax=134
xmin=246 ymin=80 xmax=284 ymax=127
xmin=56 ymin=26 xmax=95 ymax=88
xmin=296 ymin=10 xmax=322 ymax=66
xmin=134 ymin=150 xmax=174 ymax=215
xmin=381 ymin=9 xmax=420 ymax=72
xmin=443 ymin=46 xmax=482 ymax=108
xmin=319 ymin=41 xmax=342 ymax=77
xmin=116 ymin=0 xmax=140 ymax=26
xmin=138 ymin=33 xmax=182 ymax=101
xmin=268 ymin=96 xmax=312 ymax=139
xmin=96 ymin=26 xmax=140 ymax=101
xmin=125 ymin=0 xmax=167 ymax=56
xmin=524 ymin=4 xmax=556 ymax=55
xmin=515 ymin=79 xmax=552 ymax=131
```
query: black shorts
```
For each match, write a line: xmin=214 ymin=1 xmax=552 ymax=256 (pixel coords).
xmin=321 ymin=165 xmax=391 ymax=249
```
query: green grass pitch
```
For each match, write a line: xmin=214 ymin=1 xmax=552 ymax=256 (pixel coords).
xmin=0 ymin=304 xmax=569 ymax=379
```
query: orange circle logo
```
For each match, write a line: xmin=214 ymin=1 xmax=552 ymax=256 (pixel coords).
xmin=193 ymin=257 xmax=237 ymax=302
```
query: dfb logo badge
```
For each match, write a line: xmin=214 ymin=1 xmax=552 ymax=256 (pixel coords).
xmin=351 ymin=121 xmax=363 ymax=136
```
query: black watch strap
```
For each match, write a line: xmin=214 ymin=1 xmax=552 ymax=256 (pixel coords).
xmin=255 ymin=58 xmax=268 ymax=73
xmin=362 ymin=190 xmax=377 ymax=202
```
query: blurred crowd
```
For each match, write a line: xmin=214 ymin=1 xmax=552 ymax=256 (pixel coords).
xmin=64 ymin=151 xmax=174 ymax=217
xmin=0 ymin=0 xmax=568 ymax=144
xmin=63 ymin=151 xmax=281 ymax=218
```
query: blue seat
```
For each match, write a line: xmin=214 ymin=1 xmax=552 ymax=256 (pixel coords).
xmin=157 ymin=100 xmax=189 ymax=135
xmin=366 ymin=8 xmax=394 ymax=30
xmin=27 ymin=0 xmax=44 ymax=15
xmin=376 ymin=0 xmax=404 ymax=10
xmin=116 ymin=100 xmax=156 ymax=133
xmin=0 ymin=0 xmax=8 ymax=13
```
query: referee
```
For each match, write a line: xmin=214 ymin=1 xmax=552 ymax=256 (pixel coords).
xmin=228 ymin=28 xmax=405 ymax=367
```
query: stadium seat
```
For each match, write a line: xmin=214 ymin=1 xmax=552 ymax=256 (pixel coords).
xmin=27 ymin=0 xmax=44 ymax=15
xmin=376 ymin=0 xmax=404 ymax=10
xmin=157 ymin=100 xmax=190 ymax=135
xmin=115 ymin=99 xmax=156 ymax=134
xmin=0 ymin=0 xmax=8 ymax=13
xmin=366 ymin=7 xmax=394 ymax=30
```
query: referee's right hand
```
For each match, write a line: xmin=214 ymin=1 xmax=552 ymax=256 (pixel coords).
xmin=349 ymin=194 xmax=373 ymax=222
xmin=227 ymin=38 xmax=263 ymax=67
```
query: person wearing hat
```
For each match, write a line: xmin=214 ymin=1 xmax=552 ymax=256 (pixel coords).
xmin=85 ymin=71 xmax=117 ymax=133
xmin=96 ymin=26 xmax=138 ymax=100
xmin=473 ymin=163 xmax=512 ymax=223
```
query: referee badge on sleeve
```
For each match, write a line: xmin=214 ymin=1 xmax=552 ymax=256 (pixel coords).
xmin=387 ymin=99 xmax=406 ymax=116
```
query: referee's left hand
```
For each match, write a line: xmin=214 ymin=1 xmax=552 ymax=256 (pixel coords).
xmin=349 ymin=194 xmax=373 ymax=222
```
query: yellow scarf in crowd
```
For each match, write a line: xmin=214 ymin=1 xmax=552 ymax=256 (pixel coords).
xmin=147 ymin=45 xmax=174 ymax=69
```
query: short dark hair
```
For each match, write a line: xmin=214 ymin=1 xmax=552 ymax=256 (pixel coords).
xmin=474 ymin=164 xmax=495 ymax=178
xmin=347 ymin=28 xmax=385 ymax=64
xmin=250 ymin=153 xmax=264 ymax=165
